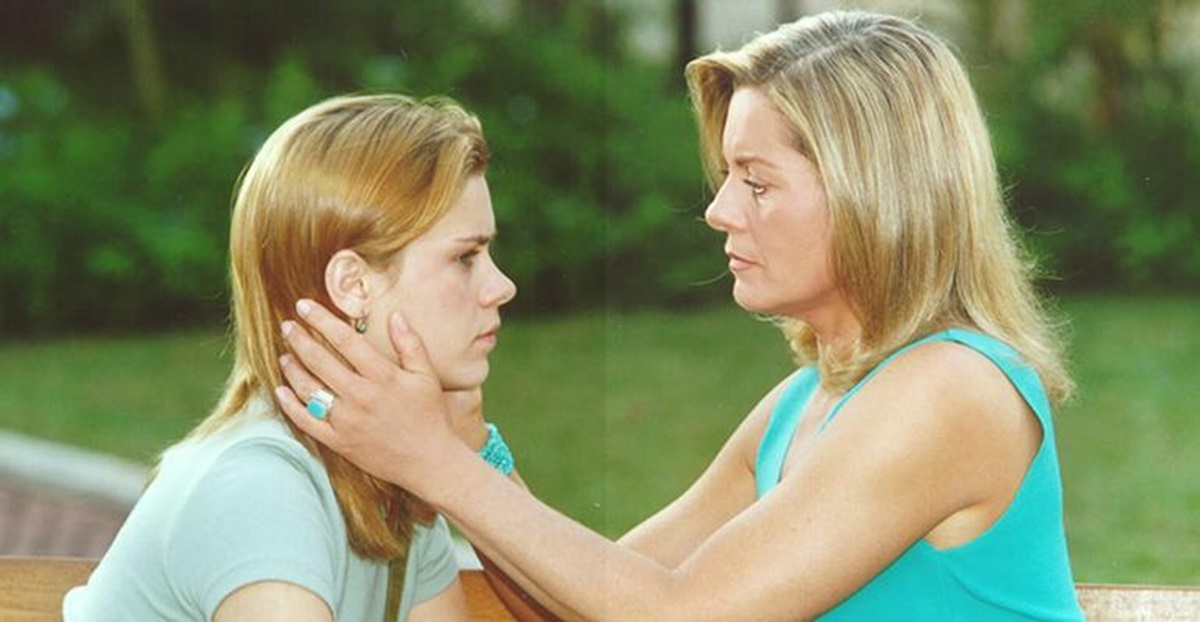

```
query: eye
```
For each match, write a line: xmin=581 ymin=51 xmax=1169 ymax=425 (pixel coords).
xmin=743 ymin=178 xmax=767 ymax=197
xmin=457 ymin=249 xmax=481 ymax=268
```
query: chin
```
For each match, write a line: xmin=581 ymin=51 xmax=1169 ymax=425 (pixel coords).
xmin=437 ymin=361 xmax=490 ymax=391
xmin=731 ymin=286 xmax=771 ymax=315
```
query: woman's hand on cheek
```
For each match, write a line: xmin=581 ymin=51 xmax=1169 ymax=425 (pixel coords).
xmin=275 ymin=299 xmax=457 ymax=497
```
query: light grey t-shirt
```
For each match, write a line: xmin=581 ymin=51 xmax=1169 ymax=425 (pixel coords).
xmin=63 ymin=399 xmax=458 ymax=621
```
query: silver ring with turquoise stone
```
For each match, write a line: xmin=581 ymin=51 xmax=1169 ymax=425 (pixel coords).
xmin=306 ymin=388 xmax=335 ymax=420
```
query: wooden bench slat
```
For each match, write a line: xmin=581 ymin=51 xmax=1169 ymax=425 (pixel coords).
xmin=0 ymin=557 xmax=96 ymax=621
xmin=1076 ymin=582 xmax=1200 ymax=621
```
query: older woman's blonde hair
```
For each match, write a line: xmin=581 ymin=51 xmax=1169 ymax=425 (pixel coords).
xmin=687 ymin=11 xmax=1072 ymax=405
xmin=188 ymin=94 xmax=489 ymax=560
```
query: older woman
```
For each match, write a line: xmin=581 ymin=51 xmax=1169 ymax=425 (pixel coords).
xmin=278 ymin=12 xmax=1083 ymax=621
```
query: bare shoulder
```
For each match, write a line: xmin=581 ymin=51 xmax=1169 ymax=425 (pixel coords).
xmin=827 ymin=337 xmax=1041 ymax=487
xmin=861 ymin=339 xmax=1029 ymax=426
xmin=812 ymin=338 xmax=1041 ymax=544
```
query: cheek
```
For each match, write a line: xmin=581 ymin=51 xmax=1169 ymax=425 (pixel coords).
xmin=424 ymin=279 xmax=489 ymax=388
xmin=428 ymin=277 xmax=474 ymax=318
xmin=761 ymin=209 xmax=834 ymax=281
xmin=411 ymin=278 xmax=476 ymax=357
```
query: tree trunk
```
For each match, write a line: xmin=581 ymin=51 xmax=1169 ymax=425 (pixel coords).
xmin=675 ymin=0 xmax=696 ymax=84
xmin=117 ymin=0 xmax=165 ymax=125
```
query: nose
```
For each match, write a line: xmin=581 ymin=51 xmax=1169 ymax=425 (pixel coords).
xmin=482 ymin=256 xmax=517 ymax=308
xmin=704 ymin=179 xmax=743 ymax=232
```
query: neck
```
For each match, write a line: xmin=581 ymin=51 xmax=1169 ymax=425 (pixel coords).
xmin=795 ymin=294 xmax=862 ymax=362
xmin=813 ymin=322 xmax=861 ymax=364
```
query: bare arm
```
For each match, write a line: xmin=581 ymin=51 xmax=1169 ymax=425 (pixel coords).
xmin=471 ymin=470 xmax=566 ymax=620
xmin=213 ymin=582 xmax=331 ymax=622
xmin=429 ymin=388 xmax=564 ymax=620
xmin=616 ymin=373 xmax=792 ymax=567
xmin=478 ymin=548 xmax=563 ymax=621
xmin=277 ymin=302 xmax=1038 ymax=621
xmin=461 ymin=388 xmax=772 ymax=618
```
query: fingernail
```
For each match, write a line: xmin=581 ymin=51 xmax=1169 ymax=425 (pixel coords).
xmin=274 ymin=386 xmax=290 ymax=403
xmin=391 ymin=312 xmax=408 ymax=332
xmin=296 ymin=299 xmax=313 ymax=316
xmin=282 ymin=321 xmax=295 ymax=336
xmin=279 ymin=353 xmax=292 ymax=367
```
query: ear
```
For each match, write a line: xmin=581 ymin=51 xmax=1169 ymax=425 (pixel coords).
xmin=324 ymin=249 xmax=374 ymax=318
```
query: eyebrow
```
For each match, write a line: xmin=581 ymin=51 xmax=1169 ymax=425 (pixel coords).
xmin=452 ymin=233 xmax=496 ymax=245
xmin=729 ymin=154 xmax=780 ymax=171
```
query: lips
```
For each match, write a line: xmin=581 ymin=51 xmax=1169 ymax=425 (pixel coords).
xmin=725 ymin=248 xmax=756 ymax=271
xmin=477 ymin=323 xmax=500 ymax=345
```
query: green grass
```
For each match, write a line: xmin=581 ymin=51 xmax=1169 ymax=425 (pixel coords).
xmin=1055 ymin=296 xmax=1200 ymax=584
xmin=1 ymin=296 xmax=1196 ymax=584
xmin=0 ymin=329 xmax=232 ymax=463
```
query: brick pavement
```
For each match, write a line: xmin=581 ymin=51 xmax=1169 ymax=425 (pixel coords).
xmin=0 ymin=476 xmax=130 ymax=558
xmin=0 ymin=430 xmax=143 ymax=560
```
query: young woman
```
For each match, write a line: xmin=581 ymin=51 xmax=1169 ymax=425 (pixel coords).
xmin=64 ymin=94 xmax=517 ymax=621
xmin=277 ymin=12 xmax=1084 ymax=620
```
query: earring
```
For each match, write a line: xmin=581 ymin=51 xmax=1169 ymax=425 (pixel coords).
xmin=353 ymin=314 xmax=368 ymax=334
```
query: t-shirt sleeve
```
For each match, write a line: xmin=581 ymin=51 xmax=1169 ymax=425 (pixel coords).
xmin=165 ymin=438 xmax=342 ymax=618
xmin=408 ymin=515 xmax=461 ymax=604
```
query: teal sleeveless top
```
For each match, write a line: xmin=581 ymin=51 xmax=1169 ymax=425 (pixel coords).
xmin=756 ymin=329 xmax=1083 ymax=620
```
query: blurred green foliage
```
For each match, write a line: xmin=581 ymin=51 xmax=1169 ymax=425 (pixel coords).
xmin=966 ymin=0 xmax=1200 ymax=288
xmin=1 ymin=0 xmax=1198 ymax=335
xmin=0 ymin=0 xmax=714 ymax=334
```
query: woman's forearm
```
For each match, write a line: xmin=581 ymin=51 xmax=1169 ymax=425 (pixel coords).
xmin=477 ymin=550 xmax=564 ymax=622
xmin=272 ymin=303 xmax=693 ymax=619
xmin=474 ymin=470 xmax=568 ymax=621
xmin=426 ymin=444 xmax=682 ymax=622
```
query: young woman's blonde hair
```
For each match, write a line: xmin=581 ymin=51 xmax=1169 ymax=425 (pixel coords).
xmin=186 ymin=94 xmax=489 ymax=560
xmin=687 ymin=11 xmax=1072 ymax=405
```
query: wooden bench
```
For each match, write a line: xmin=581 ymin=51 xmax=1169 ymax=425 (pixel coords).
xmin=1076 ymin=582 xmax=1200 ymax=621
xmin=3 ymin=556 xmax=1198 ymax=620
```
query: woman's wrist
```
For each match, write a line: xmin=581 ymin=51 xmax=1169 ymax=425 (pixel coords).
xmin=478 ymin=423 xmax=515 ymax=476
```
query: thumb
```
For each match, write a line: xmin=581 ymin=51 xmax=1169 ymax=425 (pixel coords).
xmin=389 ymin=312 xmax=437 ymax=377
